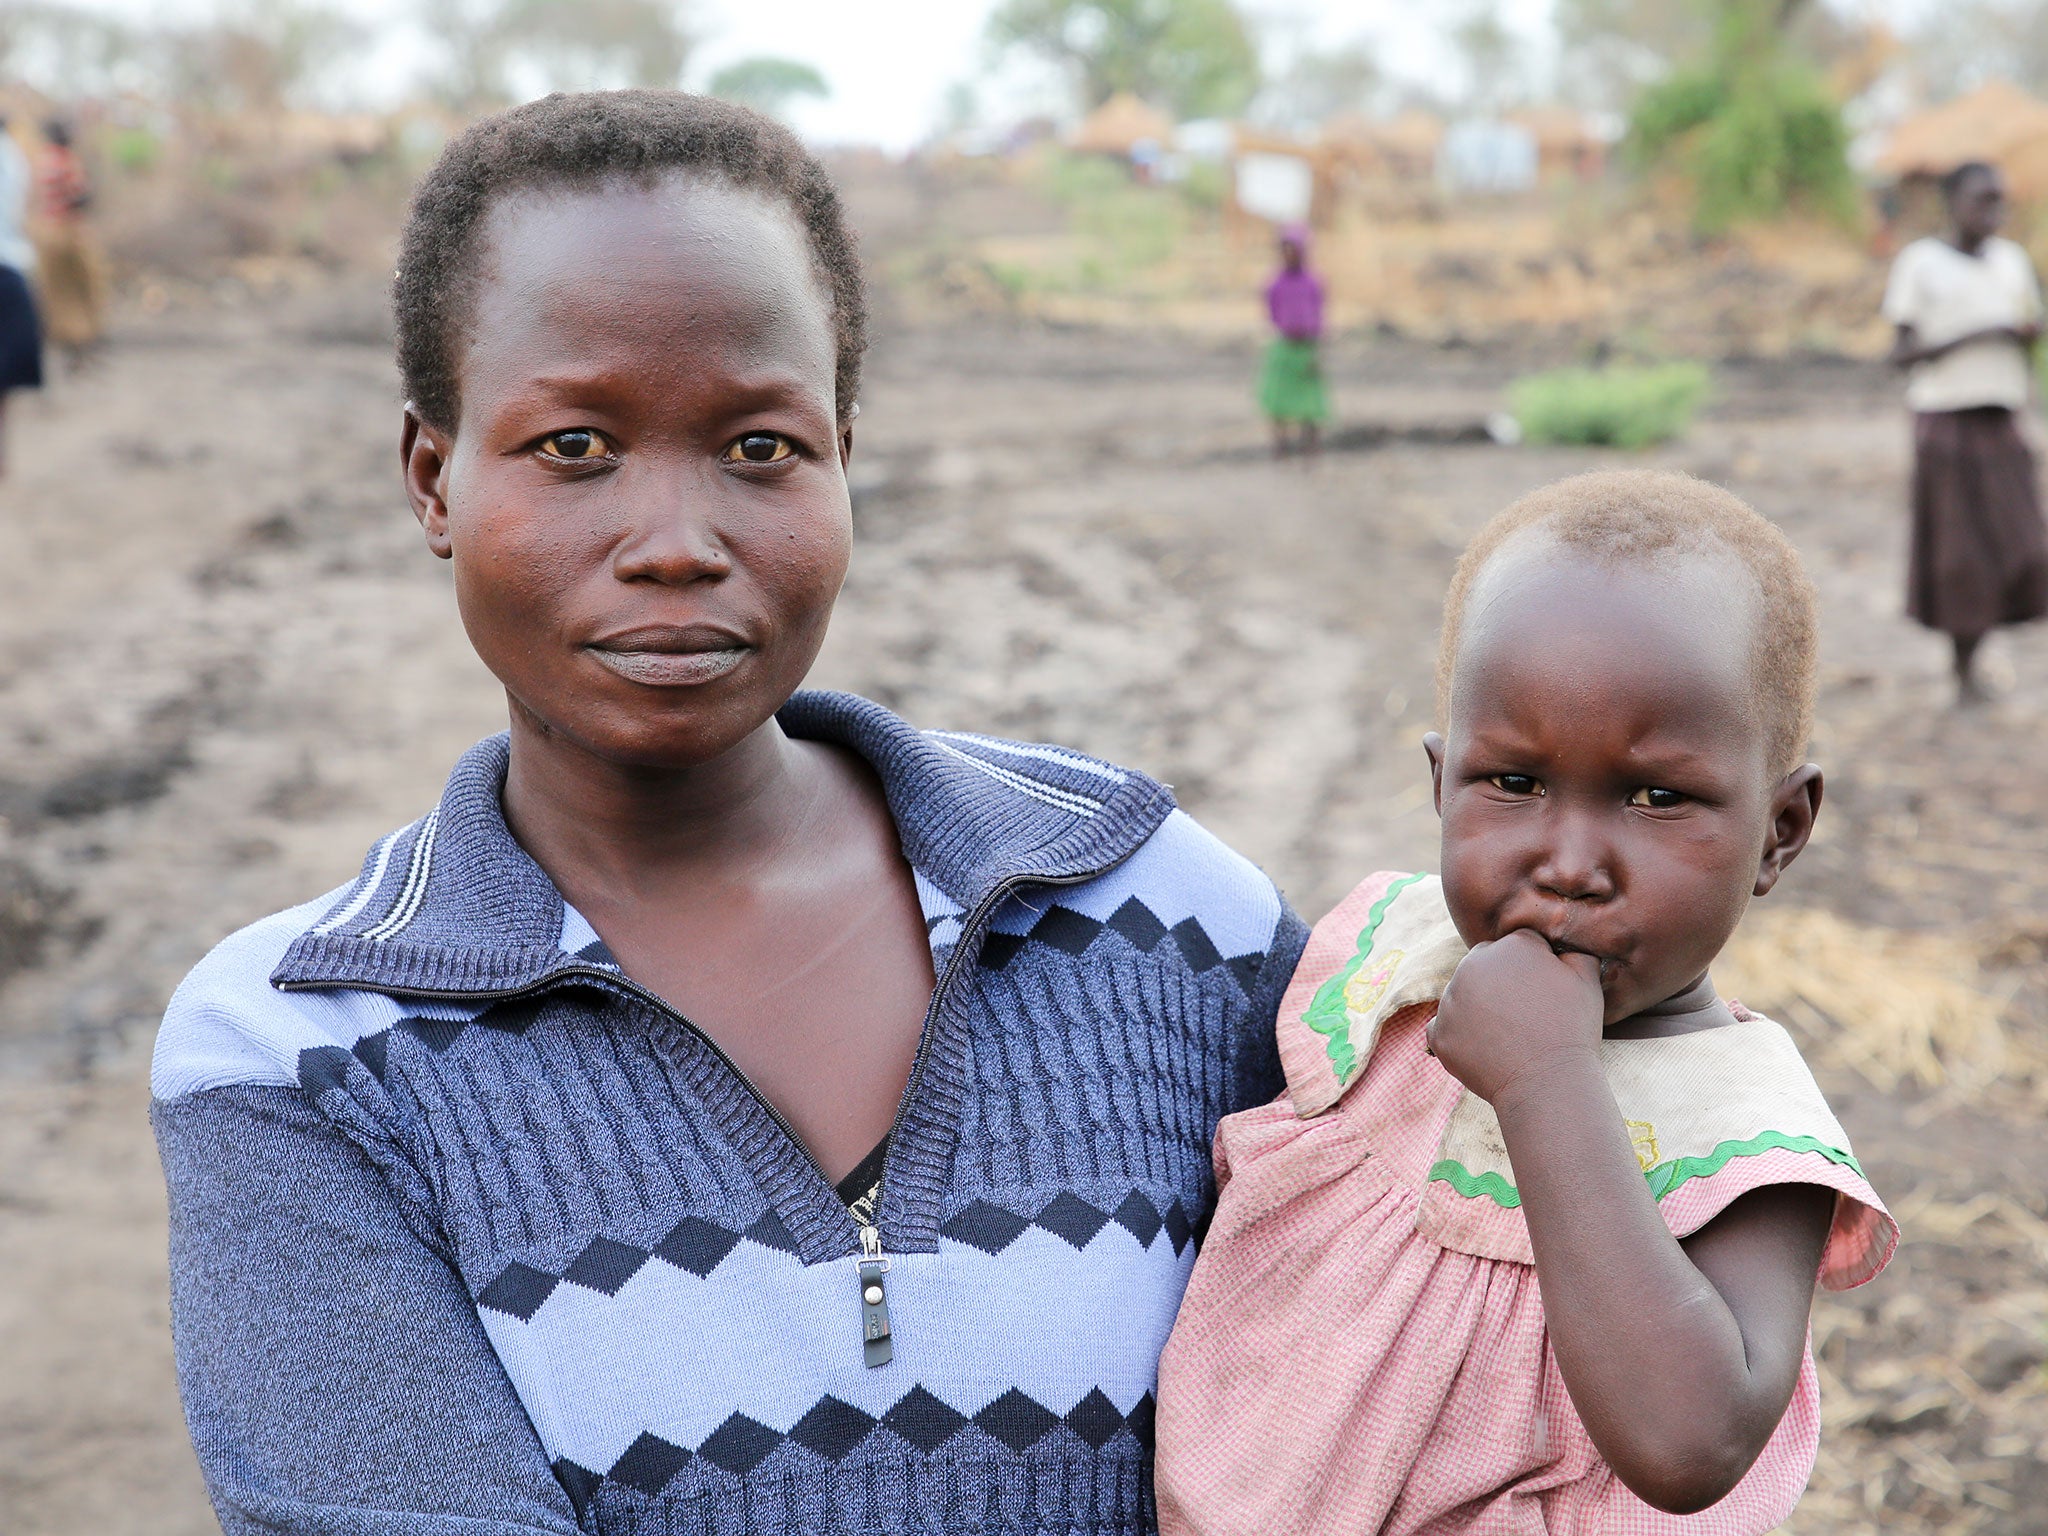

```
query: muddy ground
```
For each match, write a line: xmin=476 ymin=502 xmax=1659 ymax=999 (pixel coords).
xmin=0 ymin=271 xmax=2044 ymax=1533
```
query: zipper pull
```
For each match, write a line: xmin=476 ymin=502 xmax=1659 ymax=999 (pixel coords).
xmin=857 ymin=1224 xmax=893 ymax=1368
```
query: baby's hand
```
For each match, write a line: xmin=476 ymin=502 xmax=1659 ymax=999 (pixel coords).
xmin=1428 ymin=929 xmax=1604 ymax=1107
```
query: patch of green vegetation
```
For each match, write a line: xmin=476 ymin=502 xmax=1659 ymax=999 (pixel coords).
xmin=105 ymin=127 xmax=160 ymax=175
xmin=1510 ymin=362 xmax=1712 ymax=448
xmin=1023 ymin=149 xmax=1191 ymax=293
xmin=1626 ymin=0 xmax=1856 ymax=234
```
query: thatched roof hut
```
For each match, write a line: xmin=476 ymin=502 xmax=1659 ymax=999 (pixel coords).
xmin=1876 ymin=80 xmax=2048 ymax=199
xmin=1069 ymin=93 xmax=1175 ymax=157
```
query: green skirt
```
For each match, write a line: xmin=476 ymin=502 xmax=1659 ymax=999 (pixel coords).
xmin=1257 ymin=337 xmax=1328 ymax=423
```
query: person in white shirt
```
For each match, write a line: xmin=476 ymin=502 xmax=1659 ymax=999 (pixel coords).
xmin=0 ymin=114 xmax=44 ymax=477
xmin=1883 ymin=159 xmax=2048 ymax=703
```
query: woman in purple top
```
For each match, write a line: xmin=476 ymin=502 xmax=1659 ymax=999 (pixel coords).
xmin=1257 ymin=223 xmax=1328 ymax=457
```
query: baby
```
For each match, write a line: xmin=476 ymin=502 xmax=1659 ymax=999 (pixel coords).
xmin=1156 ymin=470 xmax=1896 ymax=1534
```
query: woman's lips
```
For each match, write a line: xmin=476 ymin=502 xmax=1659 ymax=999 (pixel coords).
xmin=585 ymin=629 xmax=749 ymax=687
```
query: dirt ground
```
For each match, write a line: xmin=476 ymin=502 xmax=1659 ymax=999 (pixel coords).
xmin=1 ymin=262 xmax=2045 ymax=1533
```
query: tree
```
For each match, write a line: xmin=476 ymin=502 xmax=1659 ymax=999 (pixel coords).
xmin=1626 ymin=0 xmax=1856 ymax=233
xmin=1555 ymin=0 xmax=1713 ymax=113
xmin=708 ymin=57 xmax=829 ymax=120
xmin=490 ymin=0 xmax=693 ymax=96
xmin=986 ymin=0 xmax=1260 ymax=120
xmin=163 ymin=0 xmax=369 ymax=116
xmin=1905 ymin=0 xmax=2048 ymax=101
xmin=1445 ymin=0 xmax=1527 ymax=115
xmin=1254 ymin=40 xmax=1382 ymax=133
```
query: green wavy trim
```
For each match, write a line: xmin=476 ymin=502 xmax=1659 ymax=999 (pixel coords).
xmin=1643 ymin=1131 xmax=1865 ymax=1200
xmin=1429 ymin=1130 xmax=1866 ymax=1210
xmin=1427 ymin=1159 xmax=1523 ymax=1207
xmin=1300 ymin=872 xmax=1428 ymax=1084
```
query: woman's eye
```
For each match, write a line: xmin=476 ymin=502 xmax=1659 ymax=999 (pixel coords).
xmin=725 ymin=432 xmax=794 ymax=464
xmin=1629 ymin=786 xmax=1686 ymax=809
xmin=1488 ymin=774 xmax=1542 ymax=796
xmin=538 ymin=429 xmax=611 ymax=461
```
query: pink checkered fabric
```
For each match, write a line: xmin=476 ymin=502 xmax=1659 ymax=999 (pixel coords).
xmin=1155 ymin=873 xmax=1896 ymax=1536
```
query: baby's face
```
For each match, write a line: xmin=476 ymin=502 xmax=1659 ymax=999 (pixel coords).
xmin=1428 ymin=540 xmax=1792 ymax=1027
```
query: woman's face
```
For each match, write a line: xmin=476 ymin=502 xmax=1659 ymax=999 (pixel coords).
xmin=1951 ymin=168 xmax=2008 ymax=244
xmin=402 ymin=175 xmax=852 ymax=771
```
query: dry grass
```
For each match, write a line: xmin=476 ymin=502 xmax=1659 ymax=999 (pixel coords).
xmin=1719 ymin=905 xmax=2029 ymax=1101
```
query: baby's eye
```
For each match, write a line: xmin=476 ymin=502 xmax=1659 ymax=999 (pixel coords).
xmin=1488 ymin=774 xmax=1543 ymax=796
xmin=724 ymin=432 xmax=795 ymax=464
xmin=1628 ymin=786 xmax=1686 ymax=809
xmin=538 ymin=428 xmax=612 ymax=461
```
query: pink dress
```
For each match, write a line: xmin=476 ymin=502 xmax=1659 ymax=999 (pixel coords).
xmin=1156 ymin=872 xmax=1897 ymax=1536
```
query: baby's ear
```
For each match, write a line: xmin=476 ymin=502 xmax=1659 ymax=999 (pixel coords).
xmin=1755 ymin=764 xmax=1823 ymax=896
xmin=1423 ymin=732 xmax=1447 ymax=816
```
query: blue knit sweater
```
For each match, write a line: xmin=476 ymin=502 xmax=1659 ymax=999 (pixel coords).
xmin=152 ymin=692 xmax=1307 ymax=1536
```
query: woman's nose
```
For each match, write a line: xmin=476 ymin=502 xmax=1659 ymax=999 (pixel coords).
xmin=610 ymin=482 xmax=732 ymax=585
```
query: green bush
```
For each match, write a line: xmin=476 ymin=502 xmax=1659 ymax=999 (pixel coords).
xmin=1510 ymin=363 xmax=1712 ymax=449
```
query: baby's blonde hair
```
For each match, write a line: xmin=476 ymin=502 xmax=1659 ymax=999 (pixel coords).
xmin=1436 ymin=469 xmax=1819 ymax=777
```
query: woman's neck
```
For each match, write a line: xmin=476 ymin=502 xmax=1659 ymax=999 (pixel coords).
xmin=499 ymin=700 xmax=825 ymax=898
xmin=1951 ymin=228 xmax=1991 ymax=256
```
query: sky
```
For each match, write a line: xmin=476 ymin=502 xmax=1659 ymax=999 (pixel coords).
xmin=49 ymin=0 xmax=1950 ymax=152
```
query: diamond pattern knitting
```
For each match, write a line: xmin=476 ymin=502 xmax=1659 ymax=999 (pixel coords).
xmin=477 ymin=1188 xmax=1192 ymax=1319
xmin=551 ymin=1385 xmax=1158 ymax=1497
xmin=939 ymin=1190 xmax=1194 ymax=1258
xmin=978 ymin=895 xmax=1265 ymax=993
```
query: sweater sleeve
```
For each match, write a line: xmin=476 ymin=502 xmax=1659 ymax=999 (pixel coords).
xmin=1229 ymin=899 xmax=1308 ymax=1114
xmin=153 ymin=1082 xmax=584 ymax=1536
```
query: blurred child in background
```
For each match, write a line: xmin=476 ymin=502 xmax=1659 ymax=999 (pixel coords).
xmin=33 ymin=119 xmax=105 ymax=370
xmin=0 ymin=114 xmax=44 ymax=477
xmin=1258 ymin=222 xmax=1327 ymax=458
xmin=1884 ymin=159 xmax=2048 ymax=703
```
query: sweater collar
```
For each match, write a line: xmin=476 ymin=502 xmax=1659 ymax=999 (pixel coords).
xmin=271 ymin=689 xmax=1176 ymax=996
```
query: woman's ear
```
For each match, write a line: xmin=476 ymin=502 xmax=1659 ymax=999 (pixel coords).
xmin=401 ymin=405 xmax=455 ymax=560
xmin=1755 ymin=763 xmax=1824 ymax=896
xmin=1423 ymin=732 xmax=1447 ymax=816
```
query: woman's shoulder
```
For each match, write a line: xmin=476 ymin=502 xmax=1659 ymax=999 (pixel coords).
xmin=794 ymin=692 xmax=1296 ymax=955
xmin=152 ymin=809 xmax=456 ymax=1107
xmin=153 ymin=882 xmax=383 ymax=1104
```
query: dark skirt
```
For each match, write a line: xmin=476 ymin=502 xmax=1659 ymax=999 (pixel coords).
xmin=1910 ymin=406 xmax=2048 ymax=638
xmin=0 ymin=263 xmax=42 ymax=393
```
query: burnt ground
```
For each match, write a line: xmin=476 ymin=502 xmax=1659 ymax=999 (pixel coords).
xmin=0 ymin=279 xmax=2043 ymax=1533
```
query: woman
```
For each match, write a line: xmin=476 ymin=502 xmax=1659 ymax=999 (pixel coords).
xmin=1884 ymin=159 xmax=2048 ymax=702
xmin=152 ymin=92 xmax=1305 ymax=1535
xmin=0 ymin=114 xmax=44 ymax=476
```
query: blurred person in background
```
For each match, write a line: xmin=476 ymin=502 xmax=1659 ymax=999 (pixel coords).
xmin=33 ymin=118 xmax=105 ymax=370
xmin=1883 ymin=160 xmax=2048 ymax=704
xmin=0 ymin=114 xmax=45 ymax=478
xmin=1258 ymin=223 xmax=1327 ymax=458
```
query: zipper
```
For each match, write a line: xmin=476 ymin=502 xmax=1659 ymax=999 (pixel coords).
xmin=856 ymin=1223 xmax=892 ymax=1367
xmin=281 ymin=857 xmax=1134 ymax=1364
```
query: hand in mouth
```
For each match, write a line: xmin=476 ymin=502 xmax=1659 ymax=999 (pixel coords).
xmin=586 ymin=625 xmax=750 ymax=687
xmin=1546 ymin=936 xmax=1619 ymax=986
